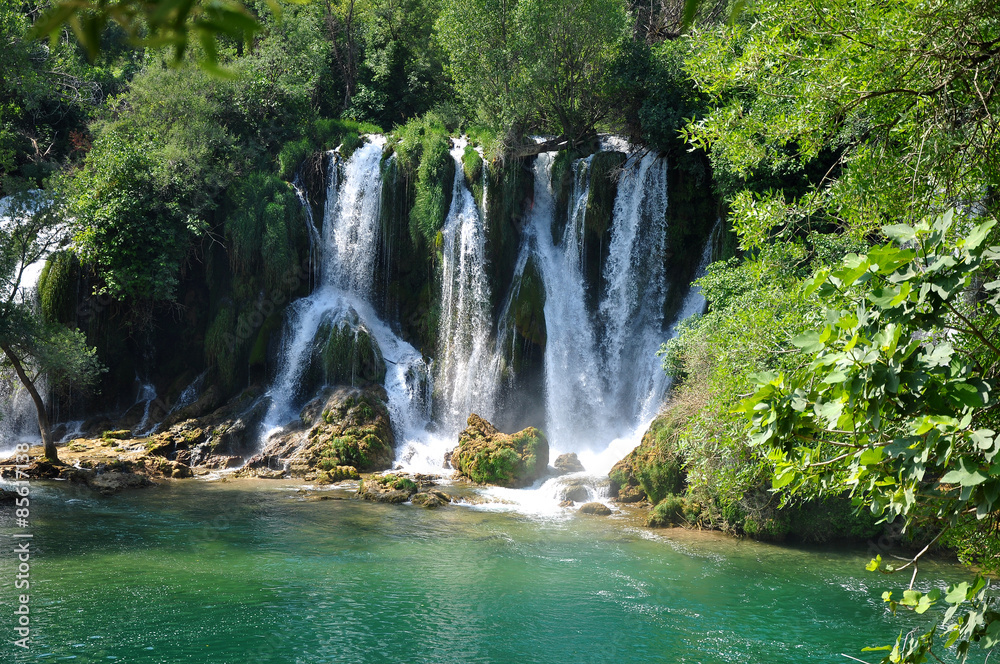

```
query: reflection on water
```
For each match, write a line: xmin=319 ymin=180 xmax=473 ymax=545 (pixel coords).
xmin=0 ymin=480 xmax=983 ymax=663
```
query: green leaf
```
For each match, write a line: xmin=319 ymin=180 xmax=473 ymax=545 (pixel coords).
xmin=791 ymin=331 xmax=824 ymax=353
xmin=945 ymin=582 xmax=970 ymax=604
xmin=941 ymin=460 xmax=989 ymax=487
xmin=882 ymin=224 xmax=916 ymax=242
xmin=982 ymin=619 xmax=1000 ymax=649
xmin=963 ymin=219 xmax=996 ymax=252
xmin=859 ymin=447 xmax=884 ymax=466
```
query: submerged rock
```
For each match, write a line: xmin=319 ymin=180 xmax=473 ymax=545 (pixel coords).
xmin=553 ymin=452 xmax=585 ymax=474
xmin=87 ymin=471 xmax=152 ymax=495
xmin=578 ymin=502 xmax=612 ymax=516
xmin=450 ymin=414 xmax=549 ymax=488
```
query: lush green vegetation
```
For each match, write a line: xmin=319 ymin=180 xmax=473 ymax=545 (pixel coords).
xmin=0 ymin=191 xmax=104 ymax=461
xmin=5 ymin=0 xmax=1000 ymax=660
xmin=643 ymin=0 xmax=1000 ymax=661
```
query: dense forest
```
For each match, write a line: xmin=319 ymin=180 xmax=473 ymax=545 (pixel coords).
xmin=2 ymin=0 xmax=1000 ymax=661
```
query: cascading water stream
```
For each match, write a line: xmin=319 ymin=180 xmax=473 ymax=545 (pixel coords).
xmin=434 ymin=137 xmax=500 ymax=432
xmin=133 ymin=381 xmax=158 ymax=435
xmin=291 ymin=174 xmax=321 ymax=289
xmin=598 ymin=151 xmax=670 ymax=425
xmin=259 ymin=138 xmax=432 ymax=448
xmin=525 ymin=152 xmax=609 ymax=449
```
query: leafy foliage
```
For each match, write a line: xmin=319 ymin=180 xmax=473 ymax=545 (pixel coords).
xmin=437 ymin=0 xmax=629 ymax=146
xmin=684 ymin=0 xmax=1000 ymax=248
xmin=739 ymin=212 xmax=1000 ymax=662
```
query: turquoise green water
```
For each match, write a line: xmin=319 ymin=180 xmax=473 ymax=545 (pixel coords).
xmin=0 ymin=481 xmax=983 ymax=663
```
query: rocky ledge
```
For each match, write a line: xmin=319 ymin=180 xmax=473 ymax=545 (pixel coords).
xmin=357 ymin=473 xmax=453 ymax=507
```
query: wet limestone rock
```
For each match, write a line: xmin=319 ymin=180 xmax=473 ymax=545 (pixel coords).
xmin=451 ymin=414 xmax=548 ymax=488
xmin=553 ymin=453 xmax=585 ymax=474
xmin=87 ymin=470 xmax=153 ymax=495
xmin=357 ymin=474 xmax=418 ymax=503
xmin=560 ymin=483 xmax=590 ymax=503
xmin=316 ymin=465 xmax=360 ymax=483
xmin=578 ymin=502 xmax=612 ymax=516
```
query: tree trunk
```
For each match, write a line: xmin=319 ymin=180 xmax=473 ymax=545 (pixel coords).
xmin=511 ymin=137 xmax=570 ymax=158
xmin=0 ymin=343 xmax=58 ymax=463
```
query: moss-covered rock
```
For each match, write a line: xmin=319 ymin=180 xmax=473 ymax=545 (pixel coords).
xmin=553 ymin=453 xmax=585 ymax=474
xmin=411 ymin=491 xmax=447 ymax=508
xmin=315 ymin=316 xmax=386 ymax=387
xmin=511 ymin=257 xmax=546 ymax=351
xmin=246 ymin=386 xmax=395 ymax=476
xmin=609 ymin=415 xmax=685 ymax=504
xmin=648 ymin=493 xmax=701 ymax=527
xmin=451 ymin=414 xmax=548 ymax=487
xmin=316 ymin=465 xmax=360 ymax=483
xmin=357 ymin=473 xmax=418 ymax=503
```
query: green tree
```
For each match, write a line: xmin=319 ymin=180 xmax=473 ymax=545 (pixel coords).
xmin=66 ymin=62 xmax=237 ymax=301
xmin=738 ymin=212 xmax=1000 ymax=662
xmin=683 ymin=0 xmax=1000 ymax=248
xmin=1 ymin=192 xmax=104 ymax=462
xmin=437 ymin=0 xmax=629 ymax=151
xmin=31 ymin=0 xmax=262 ymax=70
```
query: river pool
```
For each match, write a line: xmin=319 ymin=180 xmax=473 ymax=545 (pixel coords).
xmin=0 ymin=479 xmax=983 ymax=663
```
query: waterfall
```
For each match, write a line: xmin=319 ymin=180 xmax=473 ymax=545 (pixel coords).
xmin=259 ymin=138 xmax=431 ymax=445
xmin=598 ymin=152 xmax=670 ymax=424
xmin=500 ymin=149 xmax=677 ymax=464
xmin=434 ymin=137 xmax=500 ymax=432
xmin=323 ymin=142 xmax=385 ymax=298
xmin=256 ymin=135 xmax=714 ymax=492
xmin=291 ymin=174 xmax=321 ymax=289
xmin=525 ymin=153 xmax=609 ymax=448
xmin=133 ymin=381 xmax=158 ymax=435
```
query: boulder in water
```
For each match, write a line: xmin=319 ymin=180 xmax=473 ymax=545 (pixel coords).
xmin=578 ymin=502 xmax=612 ymax=516
xmin=357 ymin=474 xmax=418 ymax=503
xmin=553 ymin=453 xmax=585 ymax=474
xmin=411 ymin=492 xmax=446 ymax=508
xmin=561 ymin=484 xmax=590 ymax=503
xmin=451 ymin=414 xmax=548 ymax=488
xmin=87 ymin=471 xmax=153 ymax=495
